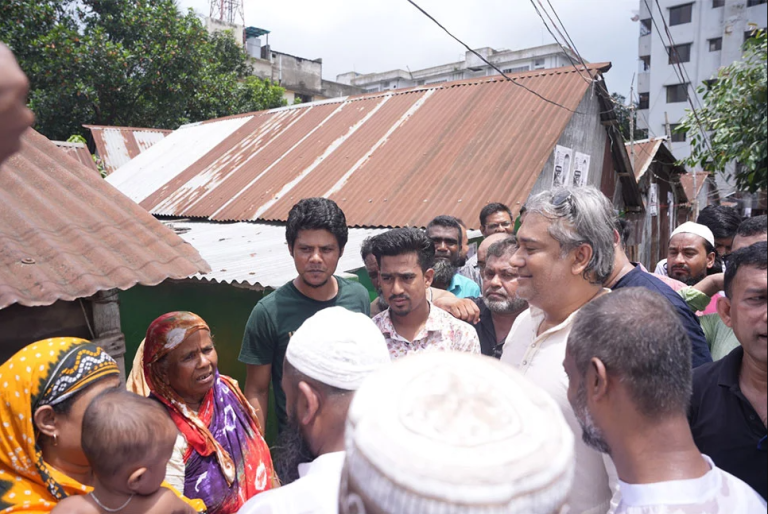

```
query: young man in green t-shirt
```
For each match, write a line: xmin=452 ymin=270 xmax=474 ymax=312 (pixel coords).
xmin=239 ymin=198 xmax=370 ymax=434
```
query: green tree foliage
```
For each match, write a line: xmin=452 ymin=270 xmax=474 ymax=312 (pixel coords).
xmin=679 ymin=30 xmax=767 ymax=193
xmin=0 ymin=0 xmax=287 ymax=140
xmin=611 ymin=92 xmax=648 ymax=142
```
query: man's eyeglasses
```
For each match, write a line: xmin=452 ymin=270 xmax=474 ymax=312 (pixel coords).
xmin=552 ymin=190 xmax=573 ymax=208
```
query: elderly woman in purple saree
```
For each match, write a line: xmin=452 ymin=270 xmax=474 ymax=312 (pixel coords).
xmin=127 ymin=312 xmax=278 ymax=514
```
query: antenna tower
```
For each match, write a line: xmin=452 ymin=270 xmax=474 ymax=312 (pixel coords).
xmin=210 ymin=0 xmax=245 ymax=26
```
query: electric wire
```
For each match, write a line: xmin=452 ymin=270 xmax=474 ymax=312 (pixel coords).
xmin=404 ymin=0 xmax=585 ymax=114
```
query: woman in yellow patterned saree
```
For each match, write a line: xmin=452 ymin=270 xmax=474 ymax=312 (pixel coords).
xmin=0 ymin=338 xmax=120 ymax=512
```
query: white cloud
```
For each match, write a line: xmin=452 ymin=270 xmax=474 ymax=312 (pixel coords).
xmin=179 ymin=0 xmax=640 ymax=99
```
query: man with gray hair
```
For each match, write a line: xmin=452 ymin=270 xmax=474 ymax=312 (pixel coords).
xmin=564 ymin=288 xmax=765 ymax=512
xmin=239 ymin=306 xmax=391 ymax=514
xmin=501 ymin=186 xmax=618 ymax=514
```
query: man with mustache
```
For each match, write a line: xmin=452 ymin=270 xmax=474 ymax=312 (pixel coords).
xmin=240 ymin=198 xmax=371 ymax=435
xmin=371 ymin=227 xmax=480 ymax=359
xmin=472 ymin=234 xmax=527 ymax=358
xmin=564 ymin=288 xmax=765 ymax=512
xmin=656 ymin=222 xmax=718 ymax=285
xmin=240 ymin=307 xmax=390 ymax=513
xmin=689 ymin=242 xmax=768 ymax=500
xmin=426 ymin=216 xmax=481 ymax=299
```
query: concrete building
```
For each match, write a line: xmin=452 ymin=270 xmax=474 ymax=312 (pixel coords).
xmin=203 ymin=18 xmax=362 ymax=103
xmin=636 ymin=0 xmax=766 ymax=189
xmin=336 ymin=43 xmax=581 ymax=93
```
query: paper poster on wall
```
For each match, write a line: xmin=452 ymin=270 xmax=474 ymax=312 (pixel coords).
xmin=552 ymin=145 xmax=573 ymax=188
xmin=667 ymin=191 xmax=675 ymax=236
xmin=570 ymin=152 xmax=591 ymax=187
xmin=649 ymin=183 xmax=659 ymax=216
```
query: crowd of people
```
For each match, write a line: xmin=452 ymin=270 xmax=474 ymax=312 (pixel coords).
xmin=1 ymin=42 xmax=767 ymax=514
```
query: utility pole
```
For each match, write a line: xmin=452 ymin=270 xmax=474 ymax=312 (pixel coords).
xmin=629 ymin=74 xmax=636 ymax=174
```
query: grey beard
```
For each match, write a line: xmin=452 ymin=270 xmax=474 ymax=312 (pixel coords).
xmin=273 ymin=414 xmax=315 ymax=484
xmin=483 ymin=295 xmax=527 ymax=314
xmin=574 ymin=383 xmax=612 ymax=455
xmin=432 ymin=259 xmax=457 ymax=287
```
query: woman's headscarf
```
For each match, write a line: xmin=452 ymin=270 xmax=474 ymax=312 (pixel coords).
xmin=0 ymin=338 xmax=119 ymax=512
xmin=130 ymin=312 xmax=276 ymax=514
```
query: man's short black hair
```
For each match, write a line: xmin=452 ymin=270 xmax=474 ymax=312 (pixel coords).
xmin=286 ymin=198 xmax=348 ymax=250
xmin=426 ymin=215 xmax=462 ymax=241
xmin=736 ymin=215 xmax=767 ymax=238
xmin=614 ymin=218 xmax=632 ymax=249
xmin=724 ymin=241 xmax=767 ymax=298
xmin=486 ymin=236 xmax=518 ymax=260
xmin=370 ymin=228 xmax=435 ymax=273
xmin=479 ymin=203 xmax=513 ymax=227
xmin=361 ymin=236 xmax=376 ymax=260
xmin=697 ymin=205 xmax=742 ymax=240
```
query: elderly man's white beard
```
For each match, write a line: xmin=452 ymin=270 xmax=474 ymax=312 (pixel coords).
xmin=483 ymin=294 xmax=527 ymax=314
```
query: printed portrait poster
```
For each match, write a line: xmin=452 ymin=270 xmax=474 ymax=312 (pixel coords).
xmin=552 ymin=145 xmax=573 ymax=188
xmin=571 ymin=152 xmax=591 ymax=187
xmin=649 ymin=183 xmax=659 ymax=216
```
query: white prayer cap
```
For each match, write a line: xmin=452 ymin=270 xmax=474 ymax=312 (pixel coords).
xmin=671 ymin=221 xmax=715 ymax=247
xmin=341 ymin=352 xmax=574 ymax=514
xmin=285 ymin=306 xmax=390 ymax=390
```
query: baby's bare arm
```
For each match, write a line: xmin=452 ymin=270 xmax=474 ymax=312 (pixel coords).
xmin=51 ymin=495 xmax=99 ymax=514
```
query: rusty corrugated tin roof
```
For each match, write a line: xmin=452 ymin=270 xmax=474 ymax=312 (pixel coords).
xmin=85 ymin=125 xmax=172 ymax=175
xmin=108 ymin=63 xmax=614 ymax=229
xmin=0 ymin=129 xmax=211 ymax=309
xmin=680 ymin=172 xmax=711 ymax=203
xmin=52 ymin=141 xmax=100 ymax=174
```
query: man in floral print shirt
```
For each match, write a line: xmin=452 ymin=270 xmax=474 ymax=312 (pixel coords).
xmin=370 ymin=227 xmax=480 ymax=359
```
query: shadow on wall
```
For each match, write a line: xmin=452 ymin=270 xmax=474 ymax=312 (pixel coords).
xmin=119 ymin=280 xmax=279 ymax=444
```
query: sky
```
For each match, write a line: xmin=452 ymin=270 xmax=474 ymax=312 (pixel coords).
xmin=179 ymin=0 xmax=641 ymax=98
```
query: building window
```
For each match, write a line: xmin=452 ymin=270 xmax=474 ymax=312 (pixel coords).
xmin=533 ymin=58 xmax=545 ymax=69
xmin=503 ymin=65 xmax=529 ymax=74
xmin=670 ymin=124 xmax=686 ymax=142
xmin=669 ymin=3 xmax=694 ymax=26
xmin=668 ymin=43 xmax=692 ymax=64
xmin=666 ymin=83 xmax=689 ymax=103
xmin=640 ymin=18 xmax=652 ymax=36
xmin=709 ymin=37 xmax=722 ymax=51
xmin=638 ymin=93 xmax=650 ymax=109
xmin=712 ymin=0 xmax=724 ymax=7
xmin=640 ymin=55 xmax=651 ymax=71
xmin=744 ymin=28 xmax=764 ymax=44
xmin=747 ymin=0 xmax=766 ymax=6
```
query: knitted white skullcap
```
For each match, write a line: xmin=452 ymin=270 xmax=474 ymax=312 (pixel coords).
xmin=285 ymin=306 xmax=390 ymax=390
xmin=341 ymin=352 xmax=574 ymax=514
xmin=671 ymin=221 xmax=715 ymax=247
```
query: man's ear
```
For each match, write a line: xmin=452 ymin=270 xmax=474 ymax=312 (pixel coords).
xmin=571 ymin=244 xmax=594 ymax=277
xmin=33 ymin=405 xmax=57 ymax=438
xmin=297 ymin=381 xmax=320 ymax=426
xmin=424 ymin=268 xmax=434 ymax=288
xmin=127 ymin=467 xmax=148 ymax=492
xmin=706 ymin=251 xmax=716 ymax=269
xmin=587 ymin=357 xmax=609 ymax=404
xmin=717 ymin=295 xmax=733 ymax=328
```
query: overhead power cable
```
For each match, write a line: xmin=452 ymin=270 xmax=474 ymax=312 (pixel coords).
xmin=542 ymin=0 xmax=592 ymax=73
xmin=404 ymin=0 xmax=585 ymax=114
xmin=527 ymin=0 xmax=593 ymax=85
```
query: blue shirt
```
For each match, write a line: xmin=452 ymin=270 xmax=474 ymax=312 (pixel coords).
xmin=613 ymin=265 xmax=712 ymax=368
xmin=448 ymin=273 xmax=481 ymax=299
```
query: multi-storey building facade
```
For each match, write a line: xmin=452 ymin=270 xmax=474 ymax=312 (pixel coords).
xmin=336 ymin=44 xmax=580 ymax=93
xmin=636 ymin=0 xmax=766 ymax=167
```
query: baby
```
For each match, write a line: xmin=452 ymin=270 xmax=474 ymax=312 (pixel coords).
xmin=52 ymin=389 xmax=198 ymax=514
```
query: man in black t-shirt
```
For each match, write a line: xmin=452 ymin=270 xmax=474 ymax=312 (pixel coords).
xmin=239 ymin=198 xmax=370 ymax=434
